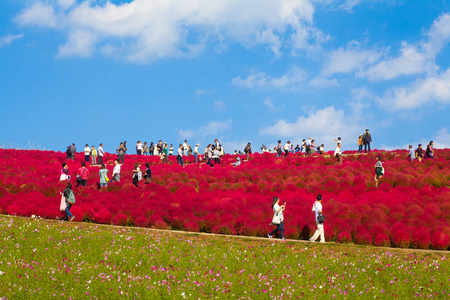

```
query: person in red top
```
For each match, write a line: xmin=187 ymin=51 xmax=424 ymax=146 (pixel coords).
xmin=76 ymin=162 xmax=89 ymax=187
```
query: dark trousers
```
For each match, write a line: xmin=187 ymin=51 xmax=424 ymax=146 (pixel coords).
xmin=284 ymin=150 xmax=289 ymax=156
xmin=76 ymin=180 xmax=87 ymax=187
xmin=364 ymin=143 xmax=371 ymax=153
xmin=137 ymin=150 xmax=142 ymax=155
xmin=358 ymin=145 xmax=363 ymax=153
xmin=177 ymin=155 xmax=183 ymax=166
xmin=162 ymin=154 xmax=168 ymax=163
xmin=133 ymin=176 xmax=139 ymax=187
xmin=214 ymin=158 xmax=220 ymax=165
xmin=118 ymin=155 xmax=124 ymax=164
xmin=269 ymin=221 xmax=284 ymax=239
xmin=98 ymin=156 xmax=103 ymax=165
xmin=85 ymin=155 xmax=89 ymax=162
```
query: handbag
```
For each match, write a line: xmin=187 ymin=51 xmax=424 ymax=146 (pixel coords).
xmin=317 ymin=213 xmax=325 ymax=224
xmin=60 ymin=195 xmax=67 ymax=211
xmin=76 ymin=168 xmax=86 ymax=183
xmin=272 ymin=212 xmax=281 ymax=225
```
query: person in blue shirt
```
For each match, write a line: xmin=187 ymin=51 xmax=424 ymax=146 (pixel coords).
xmin=407 ymin=145 xmax=416 ymax=162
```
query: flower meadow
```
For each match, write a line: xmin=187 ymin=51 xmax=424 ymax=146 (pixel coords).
xmin=0 ymin=148 xmax=449 ymax=250
xmin=1 ymin=216 xmax=449 ymax=299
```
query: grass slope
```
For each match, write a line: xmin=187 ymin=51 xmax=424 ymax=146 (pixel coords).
xmin=1 ymin=216 xmax=449 ymax=299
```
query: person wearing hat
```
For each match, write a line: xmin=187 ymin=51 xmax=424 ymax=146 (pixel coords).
xmin=362 ymin=129 xmax=372 ymax=153
xmin=230 ymin=156 xmax=241 ymax=167
xmin=194 ymin=144 xmax=200 ymax=163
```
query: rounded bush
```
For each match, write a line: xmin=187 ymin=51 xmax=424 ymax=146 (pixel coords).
xmin=337 ymin=231 xmax=352 ymax=244
xmin=374 ymin=233 xmax=390 ymax=247
xmin=431 ymin=231 xmax=450 ymax=250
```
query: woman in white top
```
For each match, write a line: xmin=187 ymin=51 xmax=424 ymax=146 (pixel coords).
xmin=334 ymin=142 xmax=342 ymax=165
xmin=310 ymin=194 xmax=325 ymax=243
xmin=136 ymin=140 xmax=143 ymax=155
xmin=374 ymin=156 xmax=384 ymax=188
xmin=268 ymin=197 xmax=286 ymax=240
xmin=284 ymin=141 xmax=291 ymax=156
xmin=84 ymin=144 xmax=91 ymax=163
xmin=212 ymin=147 xmax=221 ymax=165
xmin=132 ymin=163 xmax=141 ymax=187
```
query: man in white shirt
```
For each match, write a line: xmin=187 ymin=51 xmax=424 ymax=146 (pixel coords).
xmin=335 ymin=142 xmax=342 ymax=165
xmin=310 ymin=194 xmax=325 ymax=243
xmin=112 ymin=159 xmax=121 ymax=182
xmin=183 ymin=140 xmax=188 ymax=156
xmin=97 ymin=143 xmax=105 ymax=165
xmin=177 ymin=144 xmax=184 ymax=166
xmin=194 ymin=144 xmax=199 ymax=163
xmin=283 ymin=141 xmax=291 ymax=156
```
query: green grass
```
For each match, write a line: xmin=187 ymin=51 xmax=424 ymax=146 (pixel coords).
xmin=1 ymin=216 xmax=449 ymax=299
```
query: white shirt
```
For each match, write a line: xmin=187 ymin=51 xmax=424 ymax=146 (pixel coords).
xmin=273 ymin=203 xmax=284 ymax=222
xmin=98 ymin=146 xmax=104 ymax=157
xmin=177 ymin=148 xmax=183 ymax=156
xmin=136 ymin=143 xmax=143 ymax=150
xmin=312 ymin=201 xmax=322 ymax=223
xmin=284 ymin=143 xmax=290 ymax=151
xmin=113 ymin=164 xmax=121 ymax=175
xmin=84 ymin=147 xmax=91 ymax=155
xmin=183 ymin=142 xmax=187 ymax=150
xmin=194 ymin=146 xmax=199 ymax=154
xmin=334 ymin=146 xmax=341 ymax=156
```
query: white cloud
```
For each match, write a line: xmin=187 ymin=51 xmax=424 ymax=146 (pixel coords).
xmin=15 ymin=0 xmax=322 ymax=62
xmin=264 ymin=97 xmax=285 ymax=111
xmin=336 ymin=0 xmax=361 ymax=12
xmin=178 ymin=119 xmax=232 ymax=140
xmin=0 ymin=34 xmax=24 ymax=47
xmin=259 ymin=106 xmax=359 ymax=150
xmin=433 ymin=128 xmax=450 ymax=149
xmin=322 ymin=41 xmax=381 ymax=76
xmin=232 ymin=66 xmax=307 ymax=90
xmin=57 ymin=29 xmax=98 ymax=57
xmin=213 ymin=101 xmax=227 ymax=111
xmin=15 ymin=2 xmax=58 ymax=28
xmin=308 ymin=75 xmax=339 ymax=87
xmin=377 ymin=68 xmax=450 ymax=110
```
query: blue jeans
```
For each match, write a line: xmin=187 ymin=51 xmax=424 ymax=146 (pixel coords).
xmin=269 ymin=221 xmax=284 ymax=239
xmin=177 ymin=155 xmax=183 ymax=166
xmin=194 ymin=153 xmax=198 ymax=163
xmin=65 ymin=204 xmax=73 ymax=220
xmin=358 ymin=145 xmax=363 ymax=153
xmin=100 ymin=183 xmax=107 ymax=188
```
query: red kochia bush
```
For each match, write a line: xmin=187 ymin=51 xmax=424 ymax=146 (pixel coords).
xmin=94 ymin=208 xmax=113 ymax=224
xmin=374 ymin=233 xmax=390 ymax=247
xmin=113 ymin=213 xmax=129 ymax=226
xmin=431 ymin=231 xmax=450 ymax=250
xmin=337 ymin=231 xmax=352 ymax=244
xmin=391 ymin=227 xmax=411 ymax=248
xmin=354 ymin=230 xmax=373 ymax=245
xmin=411 ymin=227 xmax=431 ymax=249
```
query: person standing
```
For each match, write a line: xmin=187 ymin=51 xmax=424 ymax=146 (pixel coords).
xmin=183 ymin=140 xmax=188 ymax=156
xmin=144 ymin=162 xmax=152 ymax=184
xmin=177 ymin=144 xmax=184 ymax=166
xmin=335 ymin=142 xmax=342 ymax=165
xmin=212 ymin=146 xmax=221 ymax=165
xmin=426 ymin=141 xmax=434 ymax=159
xmin=111 ymin=159 xmax=121 ymax=182
xmin=67 ymin=143 xmax=76 ymax=160
xmin=162 ymin=143 xmax=169 ymax=163
xmin=374 ymin=156 xmax=384 ymax=188
xmin=362 ymin=129 xmax=372 ymax=153
xmin=284 ymin=141 xmax=291 ymax=157
xmin=143 ymin=142 xmax=149 ymax=155
xmin=357 ymin=134 xmax=363 ymax=154
xmin=90 ymin=145 xmax=97 ymax=166
xmin=276 ymin=140 xmax=283 ymax=157
xmin=169 ymin=144 xmax=174 ymax=156
xmin=244 ymin=142 xmax=252 ymax=160
xmin=117 ymin=143 xmax=126 ymax=164
xmin=268 ymin=197 xmax=285 ymax=240
xmin=149 ymin=142 xmax=154 ymax=156
xmin=97 ymin=143 xmax=105 ymax=165
xmin=132 ymin=163 xmax=142 ymax=187
xmin=136 ymin=140 xmax=143 ymax=155
xmin=99 ymin=164 xmax=108 ymax=188
xmin=62 ymin=182 xmax=76 ymax=221
xmin=318 ymin=144 xmax=325 ymax=155
xmin=194 ymin=144 xmax=200 ymax=163
xmin=407 ymin=145 xmax=416 ymax=162
xmin=310 ymin=140 xmax=316 ymax=156
xmin=415 ymin=144 xmax=424 ymax=162
xmin=84 ymin=144 xmax=91 ymax=163
xmin=310 ymin=194 xmax=325 ymax=243
xmin=76 ymin=162 xmax=89 ymax=187
xmin=59 ymin=162 xmax=70 ymax=181
xmin=306 ymin=137 xmax=312 ymax=154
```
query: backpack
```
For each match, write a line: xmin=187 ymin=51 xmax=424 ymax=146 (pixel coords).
xmin=68 ymin=190 xmax=75 ymax=204
xmin=66 ymin=148 xmax=71 ymax=155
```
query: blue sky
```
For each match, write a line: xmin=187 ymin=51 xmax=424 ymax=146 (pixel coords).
xmin=1 ymin=0 xmax=449 ymax=153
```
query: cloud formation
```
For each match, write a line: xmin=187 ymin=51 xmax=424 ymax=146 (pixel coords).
xmin=232 ymin=66 xmax=307 ymax=90
xmin=0 ymin=34 xmax=24 ymax=47
xmin=15 ymin=0 xmax=321 ymax=62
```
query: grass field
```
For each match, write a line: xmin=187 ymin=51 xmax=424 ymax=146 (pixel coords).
xmin=1 ymin=216 xmax=449 ymax=299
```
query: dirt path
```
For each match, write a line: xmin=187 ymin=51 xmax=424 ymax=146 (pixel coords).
xmin=3 ymin=214 xmax=448 ymax=254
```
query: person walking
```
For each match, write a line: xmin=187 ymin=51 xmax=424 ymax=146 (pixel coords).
xmin=407 ymin=145 xmax=416 ymax=162
xmin=117 ymin=143 xmax=126 ymax=164
xmin=144 ymin=162 xmax=152 ymax=184
xmin=66 ymin=143 xmax=76 ymax=160
xmin=111 ymin=159 xmax=121 ymax=182
xmin=362 ymin=129 xmax=372 ymax=153
xmin=143 ymin=142 xmax=149 ymax=155
xmin=99 ymin=164 xmax=108 ymax=188
xmin=425 ymin=141 xmax=434 ymax=159
xmin=76 ymin=162 xmax=89 ymax=187
xmin=310 ymin=194 xmax=325 ymax=243
xmin=335 ymin=142 xmax=342 ymax=165
xmin=84 ymin=144 xmax=91 ymax=163
xmin=415 ymin=144 xmax=424 ymax=162
xmin=136 ymin=140 xmax=143 ymax=155
xmin=132 ymin=163 xmax=142 ymax=187
xmin=61 ymin=182 xmax=75 ymax=221
xmin=97 ymin=143 xmax=105 ymax=165
xmin=59 ymin=162 xmax=70 ymax=181
xmin=90 ymin=145 xmax=97 ymax=166
xmin=276 ymin=140 xmax=283 ymax=157
xmin=374 ymin=156 xmax=384 ymax=188
xmin=357 ymin=134 xmax=363 ymax=154
xmin=194 ymin=144 xmax=200 ymax=163
xmin=177 ymin=144 xmax=184 ymax=166
xmin=284 ymin=141 xmax=291 ymax=157
xmin=149 ymin=142 xmax=154 ymax=156
xmin=268 ymin=197 xmax=285 ymax=240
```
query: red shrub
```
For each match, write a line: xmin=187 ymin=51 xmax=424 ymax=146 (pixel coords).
xmin=94 ymin=208 xmax=113 ymax=224
xmin=113 ymin=213 xmax=129 ymax=226
xmin=373 ymin=233 xmax=390 ymax=247
xmin=337 ymin=231 xmax=352 ymax=244
xmin=431 ymin=231 xmax=450 ymax=250
xmin=411 ymin=227 xmax=431 ymax=249
xmin=391 ymin=228 xmax=411 ymax=248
